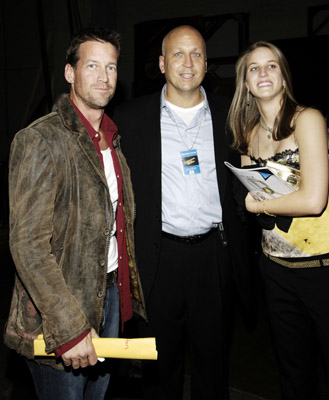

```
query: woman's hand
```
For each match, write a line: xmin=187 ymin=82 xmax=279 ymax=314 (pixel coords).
xmin=245 ymin=192 xmax=258 ymax=214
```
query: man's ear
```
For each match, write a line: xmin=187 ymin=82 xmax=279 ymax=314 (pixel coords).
xmin=64 ymin=64 xmax=75 ymax=84
xmin=159 ymin=56 xmax=165 ymax=74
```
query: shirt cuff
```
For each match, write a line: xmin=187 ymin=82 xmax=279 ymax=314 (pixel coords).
xmin=54 ymin=329 xmax=91 ymax=358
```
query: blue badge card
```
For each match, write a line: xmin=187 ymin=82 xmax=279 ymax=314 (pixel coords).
xmin=180 ymin=149 xmax=201 ymax=175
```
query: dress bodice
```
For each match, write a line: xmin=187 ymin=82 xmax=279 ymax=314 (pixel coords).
xmin=251 ymin=148 xmax=299 ymax=169
xmin=257 ymin=148 xmax=329 ymax=259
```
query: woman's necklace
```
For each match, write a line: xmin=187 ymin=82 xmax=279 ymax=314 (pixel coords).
xmin=259 ymin=117 xmax=273 ymax=139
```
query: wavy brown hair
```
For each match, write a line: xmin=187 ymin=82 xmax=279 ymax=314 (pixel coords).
xmin=66 ymin=27 xmax=121 ymax=69
xmin=228 ymin=41 xmax=298 ymax=154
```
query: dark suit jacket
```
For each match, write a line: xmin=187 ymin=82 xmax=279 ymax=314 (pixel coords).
xmin=113 ymin=91 xmax=252 ymax=309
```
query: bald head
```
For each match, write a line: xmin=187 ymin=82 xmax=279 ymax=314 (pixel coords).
xmin=158 ymin=24 xmax=207 ymax=107
xmin=161 ymin=25 xmax=206 ymax=57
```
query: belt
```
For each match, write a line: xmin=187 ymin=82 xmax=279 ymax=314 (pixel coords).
xmin=265 ymin=253 xmax=329 ymax=268
xmin=162 ymin=229 xmax=215 ymax=245
xmin=106 ymin=270 xmax=117 ymax=288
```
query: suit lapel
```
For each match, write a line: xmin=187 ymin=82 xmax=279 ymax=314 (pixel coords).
xmin=141 ymin=93 xmax=162 ymax=209
xmin=208 ymin=95 xmax=229 ymax=205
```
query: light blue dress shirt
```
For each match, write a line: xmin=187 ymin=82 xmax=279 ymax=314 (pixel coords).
xmin=161 ymin=85 xmax=223 ymax=236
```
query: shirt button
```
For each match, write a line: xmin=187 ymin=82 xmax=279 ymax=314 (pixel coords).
xmin=117 ymin=174 xmax=120 ymax=179
xmin=99 ymin=259 xmax=105 ymax=267
xmin=97 ymin=290 xmax=104 ymax=298
xmin=118 ymin=202 xmax=122 ymax=207
xmin=119 ymin=255 xmax=122 ymax=260
xmin=153 ymin=243 xmax=159 ymax=249
xmin=120 ymin=229 xmax=123 ymax=233
xmin=104 ymin=228 xmax=110 ymax=236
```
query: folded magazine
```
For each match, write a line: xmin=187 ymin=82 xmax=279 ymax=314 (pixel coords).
xmin=225 ymin=161 xmax=299 ymax=201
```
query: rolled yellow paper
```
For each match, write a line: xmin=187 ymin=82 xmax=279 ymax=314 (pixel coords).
xmin=34 ymin=335 xmax=157 ymax=360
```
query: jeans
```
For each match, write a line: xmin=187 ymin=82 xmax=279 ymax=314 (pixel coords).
xmin=26 ymin=282 xmax=120 ymax=400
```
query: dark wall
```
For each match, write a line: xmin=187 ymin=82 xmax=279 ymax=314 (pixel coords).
xmin=1 ymin=0 xmax=329 ymax=155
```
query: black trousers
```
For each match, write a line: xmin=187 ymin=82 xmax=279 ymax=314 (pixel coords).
xmin=140 ymin=230 xmax=234 ymax=400
xmin=260 ymin=253 xmax=329 ymax=400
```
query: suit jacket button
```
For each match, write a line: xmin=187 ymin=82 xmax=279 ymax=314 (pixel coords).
xmin=153 ymin=242 xmax=159 ymax=248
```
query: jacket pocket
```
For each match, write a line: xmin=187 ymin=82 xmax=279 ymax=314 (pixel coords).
xmin=16 ymin=287 xmax=42 ymax=337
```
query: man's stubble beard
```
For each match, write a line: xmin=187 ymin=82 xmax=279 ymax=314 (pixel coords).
xmin=79 ymin=86 xmax=116 ymax=110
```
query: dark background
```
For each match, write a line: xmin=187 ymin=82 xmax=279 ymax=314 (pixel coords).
xmin=1 ymin=0 xmax=329 ymax=154
xmin=1 ymin=1 xmax=329 ymax=399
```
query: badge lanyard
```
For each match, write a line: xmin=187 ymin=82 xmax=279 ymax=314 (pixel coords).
xmin=167 ymin=106 xmax=206 ymax=176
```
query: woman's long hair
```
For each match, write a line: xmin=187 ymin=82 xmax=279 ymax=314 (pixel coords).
xmin=228 ymin=41 xmax=298 ymax=154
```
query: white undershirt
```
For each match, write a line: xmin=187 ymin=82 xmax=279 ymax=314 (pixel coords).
xmin=165 ymin=100 xmax=204 ymax=126
xmin=101 ymin=147 xmax=118 ymax=273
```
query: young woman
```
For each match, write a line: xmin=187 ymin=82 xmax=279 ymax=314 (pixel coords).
xmin=228 ymin=41 xmax=329 ymax=399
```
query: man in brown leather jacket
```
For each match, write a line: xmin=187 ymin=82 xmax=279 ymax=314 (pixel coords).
xmin=4 ymin=27 xmax=145 ymax=400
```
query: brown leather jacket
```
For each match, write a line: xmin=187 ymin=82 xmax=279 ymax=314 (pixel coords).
xmin=4 ymin=95 xmax=146 ymax=368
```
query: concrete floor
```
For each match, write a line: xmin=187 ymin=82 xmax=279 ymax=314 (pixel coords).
xmin=0 ymin=225 xmax=328 ymax=400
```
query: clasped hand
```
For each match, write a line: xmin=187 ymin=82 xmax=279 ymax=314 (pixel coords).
xmin=62 ymin=328 xmax=99 ymax=369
